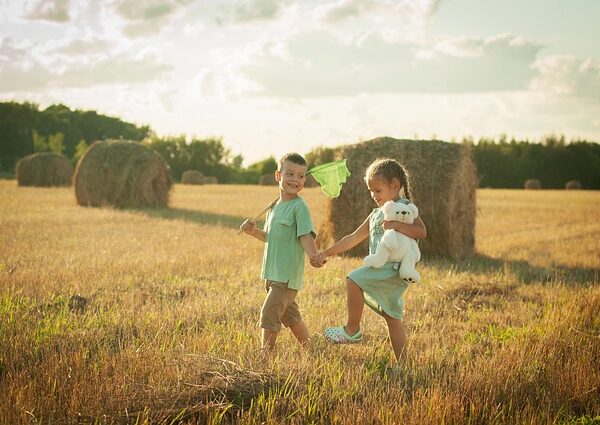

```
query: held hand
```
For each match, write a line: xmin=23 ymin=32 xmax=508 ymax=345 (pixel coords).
xmin=240 ymin=219 xmax=256 ymax=235
xmin=310 ymin=252 xmax=327 ymax=268
xmin=319 ymin=252 xmax=328 ymax=266
xmin=309 ymin=254 xmax=323 ymax=268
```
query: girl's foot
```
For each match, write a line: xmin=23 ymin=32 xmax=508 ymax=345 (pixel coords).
xmin=324 ymin=326 xmax=363 ymax=343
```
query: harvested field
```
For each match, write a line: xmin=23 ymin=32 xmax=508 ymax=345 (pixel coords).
xmin=0 ymin=181 xmax=599 ymax=424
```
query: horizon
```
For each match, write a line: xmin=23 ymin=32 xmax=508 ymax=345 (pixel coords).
xmin=1 ymin=0 xmax=599 ymax=165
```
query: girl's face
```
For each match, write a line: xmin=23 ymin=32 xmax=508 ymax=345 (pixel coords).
xmin=367 ymin=175 xmax=401 ymax=207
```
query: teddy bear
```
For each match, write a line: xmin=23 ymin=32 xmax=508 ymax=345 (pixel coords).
xmin=363 ymin=199 xmax=421 ymax=284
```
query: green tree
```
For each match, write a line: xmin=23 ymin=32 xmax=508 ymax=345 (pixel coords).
xmin=73 ymin=139 xmax=89 ymax=165
xmin=471 ymin=136 xmax=600 ymax=189
xmin=248 ymin=156 xmax=277 ymax=176
xmin=0 ymin=102 xmax=39 ymax=172
xmin=0 ymin=101 xmax=149 ymax=173
xmin=144 ymin=135 xmax=236 ymax=182
xmin=32 ymin=130 xmax=48 ymax=152
xmin=48 ymin=132 xmax=66 ymax=154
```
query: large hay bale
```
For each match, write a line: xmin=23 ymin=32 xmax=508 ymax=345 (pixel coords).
xmin=317 ymin=137 xmax=478 ymax=260
xmin=204 ymin=176 xmax=219 ymax=184
xmin=16 ymin=152 xmax=73 ymax=187
xmin=74 ymin=140 xmax=172 ymax=208
xmin=181 ymin=170 xmax=204 ymax=185
xmin=259 ymin=174 xmax=277 ymax=185
xmin=565 ymin=179 xmax=582 ymax=190
xmin=304 ymin=174 xmax=318 ymax=188
xmin=524 ymin=179 xmax=541 ymax=190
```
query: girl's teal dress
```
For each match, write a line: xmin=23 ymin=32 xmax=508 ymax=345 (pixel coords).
xmin=347 ymin=205 xmax=409 ymax=320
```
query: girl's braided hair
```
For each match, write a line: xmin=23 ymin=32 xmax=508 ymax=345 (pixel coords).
xmin=364 ymin=158 xmax=412 ymax=201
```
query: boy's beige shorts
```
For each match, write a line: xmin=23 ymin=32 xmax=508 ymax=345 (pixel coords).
xmin=260 ymin=280 xmax=302 ymax=331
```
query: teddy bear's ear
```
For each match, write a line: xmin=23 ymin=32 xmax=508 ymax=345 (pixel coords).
xmin=410 ymin=203 xmax=419 ymax=218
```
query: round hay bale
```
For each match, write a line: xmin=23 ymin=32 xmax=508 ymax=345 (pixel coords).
xmin=16 ymin=152 xmax=73 ymax=187
xmin=304 ymin=174 xmax=318 ymax=188
xmin=259 ymin=174 xmax=277 ymax=185
xmin=565 ymin=179 xmax=582 ymax=190
xmin=204 ymin=176 xmax=219 ymax=184
xmin=524 ymin=179 xmax=541 ymax=190
xmin=74 ymin=140 xmax=172 ymax=208
xmin=316 ymin=137 xmax=478 ymax=260
xmin=181 ymin=170 xmax=204 ymax=185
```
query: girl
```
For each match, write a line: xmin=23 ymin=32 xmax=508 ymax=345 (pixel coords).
xmin=314 ymin=158 xmax=427 ymax=361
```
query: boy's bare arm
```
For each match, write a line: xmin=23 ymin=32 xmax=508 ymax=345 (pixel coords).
xmin=240 ymin=219 xmax=266 ymax=242
xmin=301 ymin=234 xmax=327 ymax=268
xmin=299 ymin=233 xmax=319 ymax=258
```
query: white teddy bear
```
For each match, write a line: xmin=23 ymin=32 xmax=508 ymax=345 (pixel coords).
xmin=363 ymin=199 xmax=421 ymax=284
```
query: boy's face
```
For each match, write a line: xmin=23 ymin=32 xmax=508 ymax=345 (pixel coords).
xmin=276 ymin=160 xmax=307 ymax=199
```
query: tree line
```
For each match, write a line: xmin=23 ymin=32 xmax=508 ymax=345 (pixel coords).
xmin=0 ymin=102 xmax=149 ymax=174
xmin=1 ymin=101 xmax=599 ymax=188
xmin=467 ymin=135 xmax=600 ymax=189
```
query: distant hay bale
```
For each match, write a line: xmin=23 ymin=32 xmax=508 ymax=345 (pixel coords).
xmin=16 ymin=152 xmax=73 ymax=187
xmin=259 ymin=174 xmax=277 ymax=185
xmin=181 ymin=170 xmax=204 ymax=185
xmin=316 ymin=137 xmax=478 ymax=260
xmin=565 ymin=179 xmax=582 ymax=190
xmin=204 ymin=176 xmax=219 ymax=184
xmin=74 ymin=140 xmax=172 ymax=208
xmin=524 ymin=179 xmax=541 ymax=190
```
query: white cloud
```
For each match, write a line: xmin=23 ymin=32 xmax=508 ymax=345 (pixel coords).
xmin=229 ymin=31 xmax=541 ymax=97
xmin=0 ymin=37 xmax=27 ymax=61
xmin=531 ymin=55 xmax=600 ymax=101
xmin=0 ymin=37 xmax=54 ymax=91
xmin=111 ymin=0 xmax=193 ymax=37
xmin=317 ymin=0 xmax=376 ymax=22
xmin=232 ymin=0 xmax=281 ymax=22
xmin=23 ymin=0 xmax=70 ymax=22
xmin=196 ymin=67 xmax=261 ymax=101
xmin=56 ymin=54 xmax=172 ymax=87
xmin=53 ymin=38 xmax=115 ymax=56
xmin=178 ymin=0 xmax=309 ymax=29
xmin=0 ymin=36 xmax=171 ymax=92
xmin=316 ymin=0 xmax=442 ymax=26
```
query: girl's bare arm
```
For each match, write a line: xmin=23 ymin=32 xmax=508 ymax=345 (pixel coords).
xmin=383 ymin=216 xmax=427 ymax=239
xmin=322 ymin=215 xmax=371 ymax=258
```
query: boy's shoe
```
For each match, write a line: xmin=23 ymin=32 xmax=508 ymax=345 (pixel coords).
xmin=324 ymin=326 xmax=363 ymax=343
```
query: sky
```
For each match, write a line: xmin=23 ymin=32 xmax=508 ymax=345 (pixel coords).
xmin=1 ymin=0 xmax=599 ymax=165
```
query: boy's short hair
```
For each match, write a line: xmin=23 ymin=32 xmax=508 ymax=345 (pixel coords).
xmin=278 ymin=153 xmax=307 ymax=170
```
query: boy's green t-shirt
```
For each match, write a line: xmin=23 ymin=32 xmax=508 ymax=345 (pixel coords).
xmin=260 ymin=196 xmax=315 ymax=290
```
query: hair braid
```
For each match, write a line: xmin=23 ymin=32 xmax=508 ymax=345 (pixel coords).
xmin=365 ymin=158 xmax=412 ymax=200
xmin=399 ymin=166 xmax=412 ymax=201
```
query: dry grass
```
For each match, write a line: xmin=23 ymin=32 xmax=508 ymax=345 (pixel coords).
xmin=1 ymin=181 xmax=599 ymax=424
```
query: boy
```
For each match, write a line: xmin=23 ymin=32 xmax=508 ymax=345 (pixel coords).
xmin=240 ymin=153 xmax=320 ymax=351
